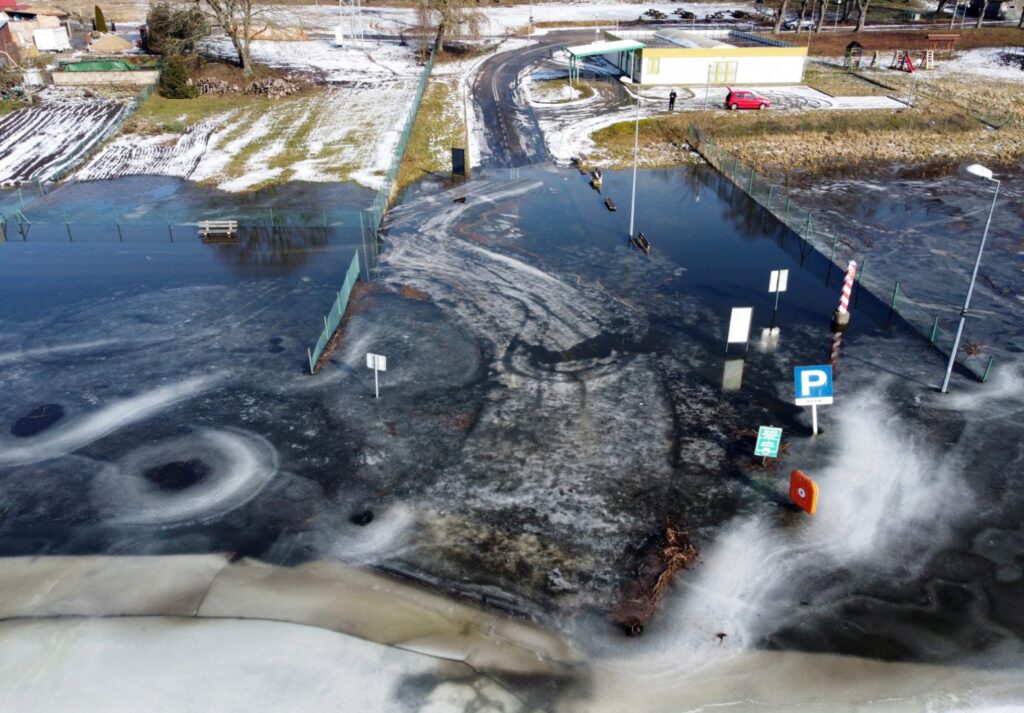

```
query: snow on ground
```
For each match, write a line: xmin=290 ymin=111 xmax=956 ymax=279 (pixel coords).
xmin=932 ymin=46 xmax=1024 ymax=83
xmin=78 ymin=84 xmax=413 ymax=192
xmin=530 ymin=67 xmax=906 ymax=164
xmin=268 ymin=1 xmax=757 ymax=39
xmin=0 ymin=101 xmax=128 ymax=187
xmin=202 ymin=37 xmax=421 ymax=82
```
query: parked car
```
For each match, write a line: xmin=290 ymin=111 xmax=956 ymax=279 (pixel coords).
xmin=724 ymin=88 xmax=771 ymax=111
xmin=782 ymin=17 xmax=816 ymax=30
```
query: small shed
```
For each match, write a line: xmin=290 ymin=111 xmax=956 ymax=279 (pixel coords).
xmin=565 ymin=38 xmax=645 ymax=84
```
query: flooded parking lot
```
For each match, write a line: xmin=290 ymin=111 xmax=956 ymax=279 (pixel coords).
xmin=1 ymin=162 xmax=1023 ymax=710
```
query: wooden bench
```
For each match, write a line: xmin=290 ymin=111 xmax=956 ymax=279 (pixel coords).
xmin=927 ymin=34 xmax=959 ymax=53
xmin=198 ymin=219 xmax=238 ymax=243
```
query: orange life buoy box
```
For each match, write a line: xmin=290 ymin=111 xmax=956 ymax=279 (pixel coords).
xmin=789 ymin=470 xmax=819 ymax=515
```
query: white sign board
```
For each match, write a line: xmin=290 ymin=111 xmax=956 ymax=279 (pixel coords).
xmin=366 ymin=352 xmax=386 ymax=398
xmin=769 ymin=269 xmax=789 ymax=293
xmin=334 ymin=26 xmax=345 ymax=46
xmin=726 ymin=307 xmax=753 ymax=345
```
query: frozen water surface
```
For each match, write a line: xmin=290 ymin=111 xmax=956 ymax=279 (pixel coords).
xmin=0 ymin=163 xmax=1023 ymax=710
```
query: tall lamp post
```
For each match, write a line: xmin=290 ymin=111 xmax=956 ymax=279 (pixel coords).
xmin=940 ymin=163 xmax=1000 ymax=393
xmin=620 ymin=75 xmax=642 ymax=240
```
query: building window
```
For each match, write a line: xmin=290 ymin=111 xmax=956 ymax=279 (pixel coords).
xmin=647 ymin=57 xmax=660 ymax=75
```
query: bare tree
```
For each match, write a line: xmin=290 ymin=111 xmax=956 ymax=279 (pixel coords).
xmin=815 ymin=0 xmax=828 ymax=31
xmin=975 ymin=0 xmax=990 ymax=27
xmin=419 ymin=0 xmax=484 ymax=47
xmin=773 ymin=0 xmax=790 ymax=32
xmin=201 ymin=0 xmax=265 ymax=76
xmin=796 ymin=0 xmax=810 ymax=29
xmin=935 ymin=0 xmax=949 ymax=17
xmin=854 ymin=0 xmax=870 ymax=31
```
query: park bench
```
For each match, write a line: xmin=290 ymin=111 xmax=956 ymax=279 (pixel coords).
xmin=198 ymin=219 xmax=238 ymax=242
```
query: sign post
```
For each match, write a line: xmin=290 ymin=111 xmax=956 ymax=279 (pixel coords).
xmin=754 ymin=425 xmax=783 ymax=465
xmin=768 ymin=269 xmax=788 ymax=329
xmin=366 ymin=352 xmax=387 ymax=398
xmin=793 ymin=365 xmax=833 ymax=435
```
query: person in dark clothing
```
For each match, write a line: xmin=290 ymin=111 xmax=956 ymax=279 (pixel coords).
xmin=668 ymin=90 xmax=677 ymax=111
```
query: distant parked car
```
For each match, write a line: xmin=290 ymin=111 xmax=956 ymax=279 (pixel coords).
xmin=782 ymin=17 xmax=816 ymax=30
xmin=725 ymin=88 xmax=771 ymax=111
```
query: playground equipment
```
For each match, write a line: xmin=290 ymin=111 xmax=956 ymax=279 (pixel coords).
xmin=891 ymin=49 xmax=917 ymax=73
xmin=844 ymin=41 xmax=864 ymax=71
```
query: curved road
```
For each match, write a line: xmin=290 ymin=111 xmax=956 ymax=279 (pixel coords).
xmin=472 ymin=32 xmax=594 ymax=168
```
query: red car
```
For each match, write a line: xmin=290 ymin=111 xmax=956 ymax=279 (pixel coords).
xmin=725 ymin=88 xmax=770 ymax=111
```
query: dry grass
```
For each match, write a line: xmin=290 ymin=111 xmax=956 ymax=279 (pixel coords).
xmin=395 ymin=80 xmax=467 ymax=191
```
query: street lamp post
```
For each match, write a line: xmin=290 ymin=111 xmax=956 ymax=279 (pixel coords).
xmin=703 ymin=63 xmax=711 ymax=111
xmin=940 ymin=163 xmax=1000 ymax=393
xmin=628 ymin=84 xmax=640 ymax=239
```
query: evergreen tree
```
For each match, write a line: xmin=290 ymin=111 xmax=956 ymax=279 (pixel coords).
xmin=94 ymin=5 xmax=108 ymax=32
xmin=159 ymin=55 xmax=197 ymax=99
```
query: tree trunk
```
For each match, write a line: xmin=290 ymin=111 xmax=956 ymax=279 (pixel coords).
xmin=841 ymin=0 xmax=853 ymax=22
xmin=975 ymin=0 xmax=989 ymax=27
xmin=773 ymin=0 xmax=789 ymax=32
xmin=228 ymin=25 xmax=253 ymax=75
xmin=815 ymin=0 xmax=827 ymax=31
xmin=855 ymin=0 xmax=869 ymax=31
xmin=797 ymin=0 xmax=808 ymax=28
xmin=935 ymin=0 xmax=948 ymax=16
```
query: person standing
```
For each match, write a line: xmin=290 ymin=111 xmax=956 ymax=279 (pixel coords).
xmin=668 ymin=89 xmax=677 ymax=111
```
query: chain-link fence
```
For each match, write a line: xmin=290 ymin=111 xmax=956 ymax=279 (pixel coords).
xmin=308 ymin=250 xmax=361 ymax=374
xmin=364 ymin=29 xmax=441 ymax=238
xmin=688 ymin=124 xmax=995 ymax=382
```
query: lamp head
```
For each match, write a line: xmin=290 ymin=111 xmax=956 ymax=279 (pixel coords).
xmin=965 ymin=163 xmax=994 ymax=181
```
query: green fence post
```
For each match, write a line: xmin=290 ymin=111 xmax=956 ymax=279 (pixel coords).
xmin=890 ymin=280 xmax=900 ymax=311
xmin=308 ymin=348 xmax=314 ymax=375
xmin=63 ymin=208 xmax=72 ymax=242
xmin=929 ymin=315 xmax=939 ymax=345
xmin=747 ymin=168 xmax=754 ymax=194
xmin=767 ymin=184 xmax=775 ymax=209
xmin=981 ymin=356 xmax=994 ymax=383
xmin=802 ymin=212 xmax=812 ymax=238
xmin=322 ymin=209 xmax=328 ymax=228
xmin=785 ymin=196 xmax=792 ymax=224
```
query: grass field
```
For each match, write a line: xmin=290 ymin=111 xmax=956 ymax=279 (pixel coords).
xmin=396 ymin=79 xmax=467 ymax=191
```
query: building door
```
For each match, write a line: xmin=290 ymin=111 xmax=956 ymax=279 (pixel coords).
xmin=711 ymin=61 xmax=738 ymax=83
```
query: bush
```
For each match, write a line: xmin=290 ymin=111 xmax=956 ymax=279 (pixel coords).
xmin=146 ymin=2 xmax=210 ymax=56
xmin=94 ymin=5 xmax=108 ymax=32
xmin=159 ymin=56 xmax=198 ymax=99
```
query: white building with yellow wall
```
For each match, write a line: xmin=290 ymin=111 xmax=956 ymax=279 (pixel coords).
xmin=600 ymin=28 xmax=808 ymax=86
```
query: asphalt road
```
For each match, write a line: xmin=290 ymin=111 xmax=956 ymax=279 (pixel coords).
xmin=471 ymin=32 xmax=594 ymax=168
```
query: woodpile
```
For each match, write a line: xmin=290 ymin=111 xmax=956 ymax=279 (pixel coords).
xmin=198 ymin=75 xmax=308 ymax=98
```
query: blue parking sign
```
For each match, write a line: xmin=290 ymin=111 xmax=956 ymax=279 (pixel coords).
xmin=794 ymin=365 xmax=833 ymax=406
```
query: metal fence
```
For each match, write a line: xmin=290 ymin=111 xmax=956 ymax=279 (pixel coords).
xmin=363 ymin=30 xmax=441 ymax=239
xmin=688 ymin=124 xmax=995 ymax=382
xmin=307 ymin=250 xmax=361 ymax=374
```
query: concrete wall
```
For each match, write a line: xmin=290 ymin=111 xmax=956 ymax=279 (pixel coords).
xmin=636 ymin=47 xmax=807 ymax=86
xmin=52 ymin=69 xmax=158 ymax=86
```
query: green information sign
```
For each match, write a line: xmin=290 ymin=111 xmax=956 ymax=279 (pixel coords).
xmin=754 ymin=426 xmax=783 ymax=458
